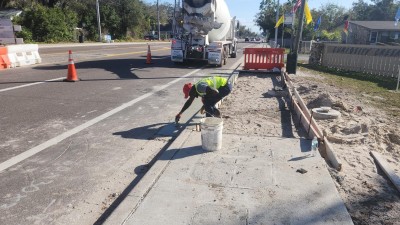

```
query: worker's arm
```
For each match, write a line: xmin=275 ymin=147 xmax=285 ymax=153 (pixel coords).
xmin=175 ymin=96 xmax=195 ymax=123
xmin=205 ymin=86 xmax=219 ymax=96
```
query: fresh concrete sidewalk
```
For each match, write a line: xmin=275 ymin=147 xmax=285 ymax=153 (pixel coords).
xmin=104 ymin=115 xmax=353 ymax=225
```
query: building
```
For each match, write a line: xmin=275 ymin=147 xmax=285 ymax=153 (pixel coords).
xmin=345 ymin=21 xmax=400 ymax=45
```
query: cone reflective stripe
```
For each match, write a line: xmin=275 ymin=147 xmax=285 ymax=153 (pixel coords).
xmin=146 ymin=44 xmax=152 ymax=64
xmin=64 ymin=50 xmax=79 ymax=82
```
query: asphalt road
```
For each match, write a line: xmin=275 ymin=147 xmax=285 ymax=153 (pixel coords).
xmin=0 ymin=41 xmax=253 ymax=225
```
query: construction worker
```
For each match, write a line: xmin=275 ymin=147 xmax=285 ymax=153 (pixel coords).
xmin=175 ymin=76 xmax=232 ymax=123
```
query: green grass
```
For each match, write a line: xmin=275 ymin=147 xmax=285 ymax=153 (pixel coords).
xmin=298 ymin=63 xmax=400 ymax=119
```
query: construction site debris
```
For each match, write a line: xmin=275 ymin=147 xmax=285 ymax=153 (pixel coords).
xmin=292 ymin=69 xmax=400 ymax=225
xmin=296 ymin=168 xmax=308 ymax=174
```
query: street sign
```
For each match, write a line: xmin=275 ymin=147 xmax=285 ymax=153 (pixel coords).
xmin=284 ymin=13 xmax=293 ymax=25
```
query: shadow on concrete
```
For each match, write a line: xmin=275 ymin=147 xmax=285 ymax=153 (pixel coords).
xmin=113 ymin=123 xmax=171 ymax=140
xmin=159 ymin=146 xmax=206 ymax=161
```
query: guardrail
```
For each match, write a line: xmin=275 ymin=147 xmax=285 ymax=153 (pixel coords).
xmin=0 ymin=44 xmax=41 ymax=69
xmin=243 ymin=48 xmax=285 ymax=71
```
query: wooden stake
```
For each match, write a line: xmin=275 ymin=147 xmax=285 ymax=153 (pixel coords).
xmin=371 ymin=151 xmax=400 ymax=193
xmin=396 ymin=65 xmax=400 ymax=92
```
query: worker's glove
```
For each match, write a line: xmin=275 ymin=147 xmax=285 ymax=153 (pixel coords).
xmin=200 ymin=105 xmax=205 ymax=114
xmin=175 ymin=113 xmax=181 ymax=124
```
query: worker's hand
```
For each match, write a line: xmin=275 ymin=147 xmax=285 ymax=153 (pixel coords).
xmin=175 ymin=113 xmax=182 ymax=124
xmin=200 ymin=105 xmax=205 ymax=114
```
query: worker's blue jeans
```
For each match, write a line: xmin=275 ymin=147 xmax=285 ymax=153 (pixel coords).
xmin=203 ymin=82 xmax=232 ymax=117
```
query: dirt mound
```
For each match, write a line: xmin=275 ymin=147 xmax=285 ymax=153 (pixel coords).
xmin=290 ymin=70 xmax=400 ymax=225
xmin=307 ymin=93 xmax=335 ymax=108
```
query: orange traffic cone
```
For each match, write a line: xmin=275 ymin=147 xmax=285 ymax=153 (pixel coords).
xmin=64 ymin=50 xmax=79 ymax=82
xmin=145 ymin=44 xmax=152 ymax=64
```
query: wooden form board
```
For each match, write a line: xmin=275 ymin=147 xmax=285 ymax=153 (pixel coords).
xmin=283 ymin=71 xmax=342 ymax=171
xmin=371 ymin=151 xmax=400 ymax=193
xmin=323 ymin=136 xmax=342 ymax=171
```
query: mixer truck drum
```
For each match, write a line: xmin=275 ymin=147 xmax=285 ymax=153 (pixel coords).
xmin=185 ymin=0 xmax=212 ymax=8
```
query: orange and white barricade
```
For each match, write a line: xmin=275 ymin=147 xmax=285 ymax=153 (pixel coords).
xmin=243 ymin=48 xmax=285 ymax=71
xmin=0 ymin=46 xmax=11 ymax=69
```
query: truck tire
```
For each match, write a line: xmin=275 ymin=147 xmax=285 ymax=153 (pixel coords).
xmin=231 ymin=52 xmax=237 ymax=58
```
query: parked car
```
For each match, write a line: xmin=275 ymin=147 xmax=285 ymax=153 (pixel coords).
xmin=245 ymin=37 xmax=249 ymax=42
xmin=144 ymin=35 xmax=158 ymax=40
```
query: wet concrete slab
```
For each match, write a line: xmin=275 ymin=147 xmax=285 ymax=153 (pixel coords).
xmin=118 ymin=131 xmax=353 ymax=225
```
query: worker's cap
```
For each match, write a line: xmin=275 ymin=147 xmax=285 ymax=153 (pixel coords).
xmin=183 ymin=83 xmax=192 ymax=98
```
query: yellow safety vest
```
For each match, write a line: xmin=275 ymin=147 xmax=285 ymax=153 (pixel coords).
xmin=195 ymin=77 xmax=227 ymax=96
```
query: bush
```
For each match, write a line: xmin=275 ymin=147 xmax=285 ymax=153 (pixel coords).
xmin=16 ymin=4 xmax=78 ymax=43
xmin=15 ymin=29 xmax=33 ymax=42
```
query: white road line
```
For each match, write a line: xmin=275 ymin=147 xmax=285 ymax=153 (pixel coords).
xmin=0 ymin=77 xmax=65 ymax=93
xmin=0 ymin=69 xmax=201 ymax=173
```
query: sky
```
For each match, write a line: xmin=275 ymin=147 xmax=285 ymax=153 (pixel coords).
xmin=144 ymin=0 xmax=373 ymax=33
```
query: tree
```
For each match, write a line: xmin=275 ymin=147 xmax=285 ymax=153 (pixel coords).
xmin=144 ymin=2 xmax=174 ymax=26
xmin=14 ymin=4 xmax=77 ymax=42
xmin=351 ymin=0 xmax=373 ymax=21
xmin=369 ymin=0 xmax=397 ymax=20
xmin=115 ymin=0 xmax=147 ymax=38
xmin=254 ymin=0 xmax=278 ymax=37
xmin=237 ymin=24 xmax=257 ymax=38
xmin=317 ymin=3 xmax=348 ymax=31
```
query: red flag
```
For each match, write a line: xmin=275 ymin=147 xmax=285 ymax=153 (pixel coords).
xmin=343 ymin=20 xmax=349 ymax=34
xmin=292 ymin=0 xmax=302 ymax=13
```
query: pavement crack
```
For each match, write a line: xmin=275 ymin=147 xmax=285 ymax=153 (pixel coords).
xmin=53 ymin=141 xmax=72 ymax=161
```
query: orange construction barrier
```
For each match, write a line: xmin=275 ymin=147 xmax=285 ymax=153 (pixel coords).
xmin=146 ymin=44 xmax=152 ymax=64
xmin=64 ymin=50 xmax=79 ymax=82
xmin=0 ymin=47 xmax=11 ymax=69
xmin=243 ymin=48 xmax=285 ymax=71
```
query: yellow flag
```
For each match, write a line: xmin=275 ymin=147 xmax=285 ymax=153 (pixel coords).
xmin=304 ymin=1 xmax=313 ymax=25
xmin=275 ymin=15 xmax=284 ymax=28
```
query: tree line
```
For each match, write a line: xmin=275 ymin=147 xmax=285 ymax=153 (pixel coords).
xmin=1 ymin=0 xmax=177 ymax=42
xmin=0 ymin=0 xmax=258 ymax=43
xmin=255 ymin=0 xmax=400 ymax=42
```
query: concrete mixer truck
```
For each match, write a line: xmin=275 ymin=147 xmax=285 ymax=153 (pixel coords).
xmin=171 ymin=0 xmax=237 ymax=66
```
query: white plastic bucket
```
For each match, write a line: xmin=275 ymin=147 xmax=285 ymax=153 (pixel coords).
xmin=201 ymin=117 xmax=223 ymax=151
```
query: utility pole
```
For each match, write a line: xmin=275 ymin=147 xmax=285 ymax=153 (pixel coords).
xmin=157 ymin=0 xmax=161 ymax=41
xmin=96 ymin=0 xmax=102 ymax=42
xmin=173 ymin=0 xmax=176 ymax=37
xmin=286 ymin=0 xmax=306 ymax=74
xmin=274 ymin=0 xmax=280 ymax=47
xmin=281 ymin=22 xmax=284 ymax=47
xmin=293 ymin=0 xmax=306 ymax=54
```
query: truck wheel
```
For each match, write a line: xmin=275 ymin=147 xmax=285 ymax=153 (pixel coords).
xmin=231 ymin=52 xmax=237 ymax=58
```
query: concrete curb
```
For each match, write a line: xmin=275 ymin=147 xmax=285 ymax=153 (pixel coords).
xmin=103 ymin=127 xmax=195 ymax=225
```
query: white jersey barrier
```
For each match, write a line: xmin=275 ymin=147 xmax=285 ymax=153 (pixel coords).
xmin=7 ymin=44 xmax=41 ymax=68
